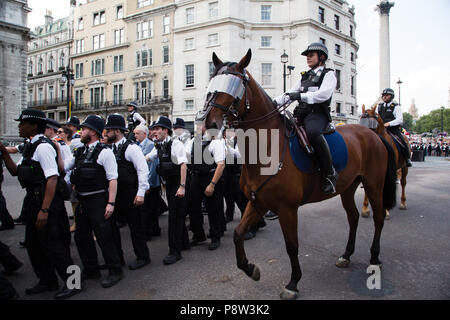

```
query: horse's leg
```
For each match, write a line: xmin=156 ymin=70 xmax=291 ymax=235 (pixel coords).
xmin=364 ymin=186 xmax=385 ymax=267
xmin=399 ymin=166 xmax=408 ymax=210
xmin=336 ymin=179 xmax=361 ymax=268
xmin=361 ymin=193 xmax=370 ymax=218
xmin=234 ymin=201 xmax=265 ymax=281
xmin=277 ymin=207 xmax=302 ymax=300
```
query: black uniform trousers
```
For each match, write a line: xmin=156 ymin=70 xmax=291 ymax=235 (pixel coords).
xmin=75 ymin=192 xmax=122 ymax=275
xmin=387 ymin=125 xmax=411 ymax=160
xmin=188 ymin=173 xmax=224 ymax=241
xmin=0 ymin=189 xmax=14 ymax=228
xmin=165 ymin=177 xmax=189 ymax=257
xmin=0 ymin=241 xmax=18 ymax=299
xmin=303 ymin=111 xmax=329 ymax=142
xmin=142 ymin=186 xmax=162 ymax=237
xmin=23 ymin=188 xmax=73 ymax=286
xmin=115 ymin=186 xmax=149 ymax=260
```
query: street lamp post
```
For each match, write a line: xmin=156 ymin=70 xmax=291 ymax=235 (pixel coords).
xmin=397 ymin=78 xmax=403 ymax=105
xmin=61 ymin=66 xmax=74 ymax=119
xmin=281 ymin=50 xmax=289 ymax=93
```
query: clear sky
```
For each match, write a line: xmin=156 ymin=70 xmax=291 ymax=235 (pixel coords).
xmin=27 ymin=0 xmax=450 ymax=116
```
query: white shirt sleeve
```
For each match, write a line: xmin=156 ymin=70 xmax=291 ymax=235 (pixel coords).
xmin=60 ymin=144 xmax=72 ymax=161
xmin=209 ymin=139 xmax=226 ymax=163
xmin=125 ymin=144 xmax=150 ymax=197
xmin=300 ymin=71 xmax=337 ymax=105
xmin=274 ymin=78 xmax=302 ymax=105
xmin=388 ymin=105 xmax=403 ymax=127
xmin=97 ymin=148 xmax=118 ymax=181
xmin=184 ymin=139 xmax=194 ymax=159
xmin=34 ymin=144 xmax=59 ymax=179
xmin=145 ymin=147 xmax=158 ymax=162
xmin=171 ymin=139 xmax=188 ymax=164
xmin=134 ymin=113 xmax=147 ymax=126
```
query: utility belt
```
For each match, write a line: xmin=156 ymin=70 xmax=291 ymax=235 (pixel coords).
xmin=191 ymin=169 xmax=215 ymax=177
xmin=19 ymin=172 xmax=70 ymax=200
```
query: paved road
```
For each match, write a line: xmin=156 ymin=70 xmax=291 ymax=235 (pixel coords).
xmin=1 ymin=156 xmax=449 ymax=300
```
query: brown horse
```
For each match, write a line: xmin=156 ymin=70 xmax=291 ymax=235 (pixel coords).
xmin=360 ymin=104 xmax=409 ymax=219
xmin=201 ymin=50 xmax=397 ymax=299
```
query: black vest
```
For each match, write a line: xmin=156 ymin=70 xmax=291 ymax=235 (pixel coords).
xmin=0 ymin=154 xmax=3 ymax=185
xmin=113 ymin=140 xmax=138 ymax=188
xmin=225 ymin=138 xmax=241 ymax=175
xmin=127 ymin=112 xmax=141 ymax=131
xmin=17 ymin=136 xmax=55 ymax=189
xmin=156 ymin=140 xmax=180 ymax=178
xmin=190 ymin=139 xmax=216 ymax=175
xmin=71 ymin=143 xmax=108 ymax=193
xmin=378 ymin=102 xmax=398 ymax=125
xmin=300 ymin=68 xmax=334 ymax=119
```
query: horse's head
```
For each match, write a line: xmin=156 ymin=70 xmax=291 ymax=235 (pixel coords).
xmin=360 ymin=104 xmax=383 ymax=131
xmin=196 ymin=49 xmax=252 ymax=130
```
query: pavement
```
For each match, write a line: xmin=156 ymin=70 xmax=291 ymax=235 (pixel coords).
xmin=0 ymin=156 xmax=449 ymax=300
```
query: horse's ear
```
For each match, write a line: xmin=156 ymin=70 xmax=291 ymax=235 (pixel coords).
xmin=237 ymin=49 xmax=252 ymax=70
xmin=371 ymin=104 xmax=377 ymax=113
xmin=212 ymin=52 xmax=223 ymax=68
xmin=362 ymin=104 xmax=366 ymax=114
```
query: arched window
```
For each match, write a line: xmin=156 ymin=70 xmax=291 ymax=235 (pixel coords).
xmin=38 ymin=58 xmax=43 ymax=73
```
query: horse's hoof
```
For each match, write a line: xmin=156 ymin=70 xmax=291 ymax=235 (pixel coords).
xmin=335 ymin=257 xmax=350 ymax=268
xmin=249 ymin=264 xmax=260 ymax=281
xmin=400 ymin=203 xmax=407 ymax=210
xmin=280 ymin=288 xmax=298 ymax=300
xmin=361 ymin=210 xmax=370 ymax=218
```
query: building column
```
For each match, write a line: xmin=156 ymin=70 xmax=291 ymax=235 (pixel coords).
xmin=377 ymin=1 xmax=395 ymax=93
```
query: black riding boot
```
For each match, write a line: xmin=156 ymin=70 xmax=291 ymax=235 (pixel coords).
xmin=312 ymin=135 xmax=338 ymax=194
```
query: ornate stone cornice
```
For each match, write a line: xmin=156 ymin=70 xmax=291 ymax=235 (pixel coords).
xmin=376 ymin=1 xmax=395 ymax=15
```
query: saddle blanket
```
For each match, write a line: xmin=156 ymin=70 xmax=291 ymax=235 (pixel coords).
xmin=289 ymin=130 xmax=348 ymax=173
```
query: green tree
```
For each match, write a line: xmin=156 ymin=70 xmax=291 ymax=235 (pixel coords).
xmin=402 ymin=112 xmax=413 ymax=132
xmin=413 ymin=107 xmax=450 ymax=134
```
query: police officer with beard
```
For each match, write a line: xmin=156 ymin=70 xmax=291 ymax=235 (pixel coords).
xmin=104 ymin=114 xmax=151 ymax=270
xmin=145 ymin=116 xmax=189 ymax=265
xmin=64 ymin=115 xmax=124 ymax=288
xmin=0 ymin=109 xmax=80 ymax=299
xmin=126 ymin=102 xmax=146 ymax=141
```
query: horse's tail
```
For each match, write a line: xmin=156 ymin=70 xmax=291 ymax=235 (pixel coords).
xmin=378 ymin=134 xmax=397 ymax=210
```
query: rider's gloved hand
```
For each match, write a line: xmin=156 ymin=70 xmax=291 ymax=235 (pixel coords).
xmin=272 ymin=100 xmax=278 ymax=107
xmin=288 ymin=92 xmax=301 ymax=101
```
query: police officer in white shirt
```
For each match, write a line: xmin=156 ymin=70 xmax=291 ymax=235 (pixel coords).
xmin=45 ymin=118 xmax=72 ymax=161
xmin=64 ymin=115 xmax=124 ymax=288
xmin=274 ymin=42 xmax=339 ymax=194
xmin=145 ymin=116 xmax=189 ymax=265
xmin=65 ymin=117 xmax=83 ymax=152
xmin=126 ymin=101 xmax=146 ymax=141
xmin=0 ymin=109 xmax=79 ymax=299
xmin=104 ymin=114 xmax=151 ymax=270
xmin=185 ymin=124 xmax=226 ymax=250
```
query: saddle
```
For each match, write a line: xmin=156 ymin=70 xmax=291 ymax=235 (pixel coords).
xmin=285 ymin=110 xmax=335 ymax=155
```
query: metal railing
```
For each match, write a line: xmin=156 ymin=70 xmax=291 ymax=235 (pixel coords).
xmin=71 ymin=96 xmax=173 ymax=111
xmin=28 ymin=97 xmax=67 ymax=108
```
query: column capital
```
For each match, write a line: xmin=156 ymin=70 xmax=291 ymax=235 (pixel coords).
xmin=376 ymin=1 xmax=395 ymax=15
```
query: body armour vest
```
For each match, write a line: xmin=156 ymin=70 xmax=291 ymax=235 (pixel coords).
xmin=298 ymin=68 xmax=334 ymax=121
xmin=156 ymin=140 xmax=180 ymax=178
xmin=378 ymin=102 xmax=398 ymax=125
xmin=17 ymin=136 xmax=58 ymax=189
xmin=127 ymin=112 xmax=141 ymax=131
xmin=113 ymin=140 xmax=138 ymax=188
xmin=190 ymin=139 xmax=216 ymax=175
xmin=71 ymin=143 xmax=108 ymax=192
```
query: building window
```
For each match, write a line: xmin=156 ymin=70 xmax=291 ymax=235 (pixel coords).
xmin=90 ymin=87 xmax=104 ymax=108
xmin=93 ymin=11 xmax=105 ymax=26
xmin=335 ymin=69 xmax=341 ymax=90
xmin=186 ymin=7 xmax=194 ymax=24
xmin=48 ymin=56 xmax=54 ymax=71
xmin=351 ymin=76 xmax=355 ymax=96
xmin=29 ymin=90 xmax=33 ymax=103
xmin=319 ymin=7 xmax=325 ymax=23
xmin=336 ymin=102 xmax=341 ymax=114
xmin=163 ymin=46 xmax=169 ymax=63
xmin=76 ymin=39 xmax=85 ymax=53
xmin=29 ymin=61 xmax=33 ymax=75
xmin=208 ymin=61 xmax=215 ymax=79
xmin=351 ymin=106 xmax=355 ymax=115
xmin=93 ymin=34 xmax=105 ymax=50
xmin=334 ymin=15 xmax=340 ymax=30
xmin=38 ymin=58 xmax=43 ymax=73
xmin=350 ymin=52 xmax=354 ymax=62
xmin=38 ymin=88 xmax=43 ymax=104
xmin=136 ymin=50 xmax=152 ymax=67
xmin=138 ymin=0 xmax=153 ymax=8
xmin=185 ymin=38 xmax=194 ymax=50
xmin=60 ymin=53 xmax=65 ymax=67
xmin=261 ymin=5 xmax=271 ymax=21
xmin=163 ymin=77 xmax=169 ymax=98
xmin=113 ymin=84 xmax=123 ymax=105
xmin=75 ymin=89 xmax=84 ymax=107
xmin=319 ymin=37 xmax=326 ymax=45
xmin=78 ymin=18 xmax=83 ymax=30
xmin=208 ymin=34 xmax=218 ymax=46
xmin=49 ymin=86 xmax=54 ymax=103
xmin=114 ymin=29 xmax=125 ymax=45
xmin=261 ymin=36 xmax=272 ymax=48
xmin=261 ymin=63 xmax=272 ymax=86
xmin=91 ymin=59 xmax=105 ymax=76
xmin=116 ymin=5 xmax=123 ymax=19
xmin=60 ymin=87 xmax=65 ymax=101
xmin=335 ymin=44 xmax=341 ymax=55
xmin=209 ymin=2 xmax=218 ymax=19
xmin=350 ymin=25 xmax=354 ymax=38
xmin=135 ymin=81 xmax=151 ymax=104
xmin=75 ymin=63 xmax=84 ymax=79
xmin=137 ymin=21 xmax=153 ymax=40
xmin=114 ymin=55 xmax=123 ymax=72
xmin=185 ymin=99 xmax=194 ymax=110
xmin=185 ymin=64 xmax=194 ymax=88
xmin=163 ymin=15 xmax=170 ymax=34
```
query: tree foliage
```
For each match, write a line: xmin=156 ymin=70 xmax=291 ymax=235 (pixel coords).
xmin=413 ymin=108 xmax=450 ymax=134
xmin=402 ymin=112 xmax=413 ymax=132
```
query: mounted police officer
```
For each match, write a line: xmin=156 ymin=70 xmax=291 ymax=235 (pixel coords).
xmin=186 ymin=124 xmax=226 ymax=250
xmin=64 ymin=115 xmax=124 ymax=288
xmin=0 ymin=109 xmax=80 ymax=299
xmin=378 ymin=88 xmax=412 ymax=167
xmin=274 ymin=42 xmax=338 ymax=194
xmin=127 ymin=101 xmax=147 ymax=141
xmin=145 ymin=116 xmax=189 ymax=265
xmin=104 ymin=114 xmax=151 ymax=270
